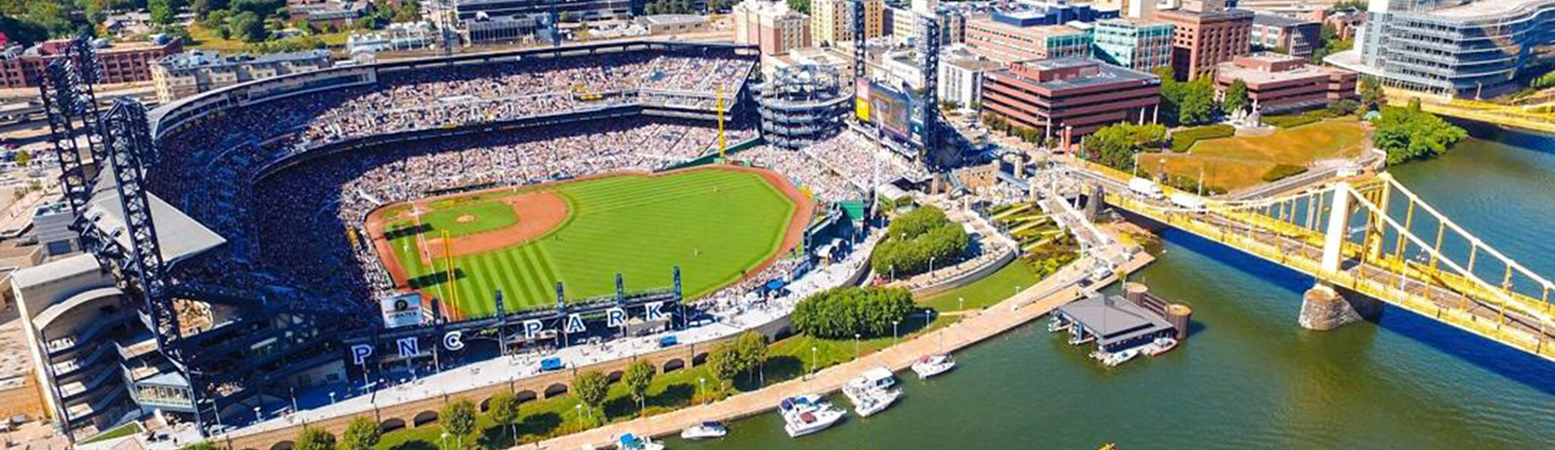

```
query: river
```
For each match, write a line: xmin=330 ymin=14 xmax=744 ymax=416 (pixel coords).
xmin=667 ymin=125 xmax=1555 ymax=450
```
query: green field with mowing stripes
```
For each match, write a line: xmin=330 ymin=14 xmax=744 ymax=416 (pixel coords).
xmin=412 ymin=201 xmax=520 ymax=237
xmin=388 ymin=168 xmax=798 ymax=317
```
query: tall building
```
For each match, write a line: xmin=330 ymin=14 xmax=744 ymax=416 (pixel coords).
xmin=1155 ymin=6 xmax=1254 ymax=79
xmin=981 ymin=58 xmax=1161 ymax=144
xmin=888 ymin=0 xmax=966 ymax=46
xmin=1091 ymin=19 xmax=1176 ymax=72
xmin=1339 ymin=0 xmax=1555 ymax=98
xmin=1215 ymin=53 xmax=1358 ymax=114
xmin=964 ymin=18 xmax=1092 ymax=64
xmin=735 ymin=0 xmax=812 ymax=56
xmin=939 ymin=45 xmax=1001 ymax=109
xmin=989 ymin=1 xmax=1121 ymax=26
xmin=0 ymin=38 xmax=183 ymax=88
xmin=811 ymin=0 xmax=885 ymax=46
xmin=151 ymin=50 xmax=333 ymax=103
xmin=1250 ymin=13 xmax=1320 ymax=57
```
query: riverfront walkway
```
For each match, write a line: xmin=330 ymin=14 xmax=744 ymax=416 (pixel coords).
xmin=527 ymin=249 xmax=1155 ymax=449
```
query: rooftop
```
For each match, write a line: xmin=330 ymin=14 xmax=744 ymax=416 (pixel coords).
xmin=156 ymin=49 xmax=331 ymax=70
xmin=1252 ymin=12 xmax=1318 ymax=27
xmin=1430 ymin=0 xmax=1554 ymax=18
xmin=992 ymin=57 xmax=1160 ymax=91
xmin=639 ymin=14 xmax=706 ymax=26
xmin=1055 ymin=294 xmax=1175 ymax=348
xmin=1217 ymin=53 xmax=1353 ymax=84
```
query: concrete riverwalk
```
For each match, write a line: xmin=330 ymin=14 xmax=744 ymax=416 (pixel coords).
xmin=526 ymin=249 xmax=1154 ymax=450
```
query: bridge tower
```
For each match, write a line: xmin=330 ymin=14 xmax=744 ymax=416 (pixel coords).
xmin=1301 ymin=181 xmax=1384 ymax=330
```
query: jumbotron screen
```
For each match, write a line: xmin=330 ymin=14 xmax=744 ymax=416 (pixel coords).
xmin=869 ymin=83 xmax=913 ymax=141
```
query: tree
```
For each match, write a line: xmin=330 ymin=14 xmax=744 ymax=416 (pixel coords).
xmin=1360 ymin=75 xmax=1384 ymax=112
xmin=732 ymin=331 xmax=768 ymax=383
xmin=12 ymin=150 xmax=31 ymax=166
xmin=1081 ymin=123 xmax=1167 ymax=170
xmin=182 ymin=443 xmax=219 ymax=450
xmin=622 ymin=360 xmax=656 ymax=416
xmin=572 ymin=371 xmax=609 ymax=423
xmin=228 ymin=11 xmax=266 ymax=42
xmin=440 ymin=399 xmax=477 ymax=449
xmin=1178 ymin=79 xmax=1217 ymax=125
xmin=1372 ymin=106 xmax=1468 ymax=164
xmin=1223 ymin=79 xmax=1250 ymax=115
xmin=294 ymin=427 xmax=335 ymax=450
xmin=150 ymin=0 xmax=178 ymax=25
xmin=487 ymin=392 xmax=520 ymax=442
xmin=870 ymin=206 xmax=969 ymax=279
xmin=340 ymin=417 xmax=382 ymax=450
xmin=792 ymin=287 xmax=915 ymax=339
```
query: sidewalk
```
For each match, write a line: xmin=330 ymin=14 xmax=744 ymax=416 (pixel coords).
xmin=529 ymin=249 xmax=1154 ymax=450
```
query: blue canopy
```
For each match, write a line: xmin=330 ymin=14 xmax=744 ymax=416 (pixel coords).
xmin=766 ymin=280 xmax=787 ymax=290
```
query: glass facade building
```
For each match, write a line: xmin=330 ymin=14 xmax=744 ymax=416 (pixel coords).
xmin=1359 ymin=0 xmax=1555 ymax=97
xmin=1091 ymin=19 xmax=1176 ymax=72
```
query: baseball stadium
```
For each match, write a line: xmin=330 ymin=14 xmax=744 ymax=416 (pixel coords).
xmin=23 ymin=40 xmax=887 ymax=439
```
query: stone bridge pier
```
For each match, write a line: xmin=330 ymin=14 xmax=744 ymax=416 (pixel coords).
xmin=1300 ymin=282 xmax=1384 ymax=330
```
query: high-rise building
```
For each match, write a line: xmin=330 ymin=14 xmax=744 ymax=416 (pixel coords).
xmin=1338 ymin=0 xmax=1555 ymax=98
xmin=811 ymin=0 xmax=885 ymax=46
xmin=964 ymin=18 xmax=1093 ymax=64
xmin=735 ymin=0 xmax=813 ymax=56
xmin=938 ymin=45 xmax=1001 ymax=109
xmin=1155 ymin=5 xmax=1254 ymax=79
xmin=1091 ymin=19 xmax=1176 ymax=72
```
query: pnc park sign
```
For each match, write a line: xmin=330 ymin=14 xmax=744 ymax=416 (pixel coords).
xmin=349 ymin=301 xmax=672 ymax=365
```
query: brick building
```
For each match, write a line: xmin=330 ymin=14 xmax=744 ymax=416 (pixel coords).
xmin=981 ymin=58 xmax=1161 ymax=147
xmin=1214 ymin=53 xmax=1358 ymax=114
xmin=734 ymin=0 xmax=811 ymax=56
xmin=0 ymin=38 xmax=184 ymax=88
xmin=1251 ymin=13 xmax=1320 ymax=57
xmin=1155 ymin=6 xmax=1253 ymax=80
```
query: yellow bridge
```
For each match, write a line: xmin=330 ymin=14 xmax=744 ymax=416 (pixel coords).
xmin=1091 ymin=168 xmax=1555 ymax=361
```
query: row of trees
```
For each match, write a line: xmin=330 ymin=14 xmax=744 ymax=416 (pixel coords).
xmin=791 ymin=286 xmax=915 ymax=339
xmin=870 ymin=206 xmax=969 ymax=279
xmin=1373 ymin=101 xmax=1469 ymax=164
xmin=1153 ymin=67 xmax=1219 ymax=127
xmin=981 ymin=112 xmax=1049 ymax=146
xmin=707 ymin=331 xmax=769 ymax=392
xmin=1080 ymin=123 xmax=1168 ymax=171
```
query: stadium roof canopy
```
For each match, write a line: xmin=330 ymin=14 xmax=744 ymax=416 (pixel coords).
xmin=86 ymin=176 xmax=227 ymax=265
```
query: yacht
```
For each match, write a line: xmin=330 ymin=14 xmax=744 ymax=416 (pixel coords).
xmin=1102 ymin=347 xmax=1141 ymax=367
xmin=1146 ymin=337 xmax=1179 ymax=356
xmin=679 ymin=421 xmax=728 ymax=440
xmin=850 ymin=387 xmax=902 ymax=418
xmin=780 ymin=396 xmax=845 ymax=437
xmin=617 ymin=433 xmax=664 ymax=450
xmin=911 ymin=354 xmax=956 ymax=379
xmin=844 ymin=368 xmax=896 ymax=395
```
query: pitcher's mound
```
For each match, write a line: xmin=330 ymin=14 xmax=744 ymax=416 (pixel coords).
xmin=456 ymin=214 xmax=477 ymax=223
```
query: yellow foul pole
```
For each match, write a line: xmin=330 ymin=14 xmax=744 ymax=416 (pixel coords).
xmin=442 ymin=230 xmax=459 ymax=320
xmin=717 ymin=85 xmax=726 ymax=162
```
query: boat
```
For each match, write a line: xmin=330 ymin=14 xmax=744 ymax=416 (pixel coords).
xmin=780 ymin=396 xmax=846 ymax=437
xmin=911 ymin=354 xmax=956 ymax=379
xmin=1047 ymin=317 xmax=1073 ymax=333
xmin=844 ymin=368 xmax=896 ymax=396
xmin=617 ymin=433 xmax=664 ymax=450
xmin=1146 ymin=337 xmax=1178 ymax=356
xmin=679 ymin=421 xmax=727 ymax=440
xmin=850 ymin=387 xmax=901 ymax=418
xmin=1067 ymin=333 xmax=1095 ymax=345
xmin=1102 ymin=347 xmax=1141 ymax=367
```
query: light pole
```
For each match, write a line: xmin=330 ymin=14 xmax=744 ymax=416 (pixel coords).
xmin=930 ymin=257 xmax=936 ymax=274
xmin=854 ymin=333 xmax=861 ymax=359
xmin=329 ymin=392 xmax=337 ymax=406
xmin=253 ymin=407 xmax=262 ymax=424
xmin=958 ymin=296 xmax=964 ymax=311
xmin=809 ymin=346 xmax=818 ymax=377
xmin=698 ymin=377 xmax=706 ymax=404
xmin=893 ymin=320 xmax=900 ymax=345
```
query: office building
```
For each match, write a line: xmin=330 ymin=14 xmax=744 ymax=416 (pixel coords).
xmin=1250 ymin=13 xmax=1320 ymax=56
xmin=348 ymin=22 xmax=441 ymax=55
xmin=1155 ymin=6 xmax=1253 ymax=79
xmin=1214 ymin=53 xmax=1358 ymax=114
xmin=981 ymin=58 xmax=1161 ymax=144
xmin=964 ymin=18 xmax=1092 ymax=64
xmin=1339 ymin=0 xmax=1555 ymax=98
xmin=939 ymin=45 xmax=1002 ymax=109
xmin=151 ymin=50 xmax=333 ymax=103
xmin=1091 ymin=18 xmax=1175 ymax=72
xmin=0 ymin=37 xmax=183 ymax=88
xmin=734 ymin=0 xmax=812 ymax=56
xmin=990 ymin=1 xmax=1120 ymax=26
xmin=811 ymin=0 xmax=885 ymax=45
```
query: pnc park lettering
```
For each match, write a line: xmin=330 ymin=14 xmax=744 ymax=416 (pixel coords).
xmin=350 ymin=302 xmax=669 ymax=364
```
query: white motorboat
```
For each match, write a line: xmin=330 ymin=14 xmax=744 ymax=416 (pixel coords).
xmin=911 ymin=354 xmax=956 ymax=379
xmin=1047 ymin=318 xmax=1073 ymax=333
xmin=844 ymin=368 xmax=896 ymax=396
xmin=1146 ymin=337 xmax=1179 ymax=356
xmin=850 ymin=387 xmax=901 ymax=418
xmin=679 ymin=421 xmax=727 ymax=440
xmin=780 ymin=396 xmax=845 ymax=438
xmin=1102 ymin=347 xmax=1141 ymax=367
xmin=617 ymin=433 xmax=664 ymax=450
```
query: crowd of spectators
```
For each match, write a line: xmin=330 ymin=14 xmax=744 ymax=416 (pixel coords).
xmin=736 ymin=145 xmax=862 ymax=203
xmin=803 ymin=130 xmax=930 ymax=191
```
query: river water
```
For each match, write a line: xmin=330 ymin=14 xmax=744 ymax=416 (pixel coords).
xmin=670 ymin=124 xmax=1555 ymax=450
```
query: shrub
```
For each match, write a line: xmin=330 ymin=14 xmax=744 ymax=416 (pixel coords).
xmin=792 ymin=287 xmax=915 ymax=339
xmin=1169 ymin=124 xmax=1235 ymax=153
xmin=871 ymin=206 xmax=968 ymax=279
xmin=1263 ymin=114 xmax=1321 ymax=129
xmin=1261 ymin=164 xmax=1309 ymax=182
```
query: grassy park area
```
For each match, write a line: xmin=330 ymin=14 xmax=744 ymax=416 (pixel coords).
xmin=1139 ymin=118 xmax=1368 ymax=191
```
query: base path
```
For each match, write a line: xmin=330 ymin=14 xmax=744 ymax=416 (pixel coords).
xmin=525 ymin=248 xmax=1155 ymax=450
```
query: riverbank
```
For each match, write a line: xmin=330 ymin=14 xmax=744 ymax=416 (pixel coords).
xmin=527 ymin=248 xmax=1154 ymax=449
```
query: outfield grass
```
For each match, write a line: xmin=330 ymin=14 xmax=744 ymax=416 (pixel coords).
xmin=417 ymin=201 xmax=520 ymax=238
xmin=391 ymin=169 xmax=796 ymax=316
xmin=1140 ymin=118 xmax=1367 ymax=191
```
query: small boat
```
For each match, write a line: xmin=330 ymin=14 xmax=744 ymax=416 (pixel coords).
xmin=1147 ymin=337 xmax=1178 ymax=356
xmin=1067 ymin=333 xmax=1095 ymax=345
xmin=845 ymin=367 xmax=896 ymax=395
xmin=850 ymin=388 xmax=901 ymax=418
xmin=911 ymin=354 xmax=956 ymax=379
xmin=1047 ymin=318 xmax=1073 ymax=333
xmin=782 ymin=402 xmax=845 ymax=437
xmin=617 ymin=433 xmax=664 ymax=450
xmin=1102 ymin=347 xmax=1141 ymax=367
xmin=679 ymin=421 xmax=728 ymax=440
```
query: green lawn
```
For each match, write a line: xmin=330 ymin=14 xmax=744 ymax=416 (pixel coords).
xmin=1140 ymin=118 xmax=1368 ymax=191
xmin=415 ymin=201 xmax=520 ymax=238
xmin=919 ymin=262 xmax=1040 ymax=312
xmin=391 ymin=168 xmax=797 ymax=317
xmin=79 ymin=422 xmax=141 ymax=444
